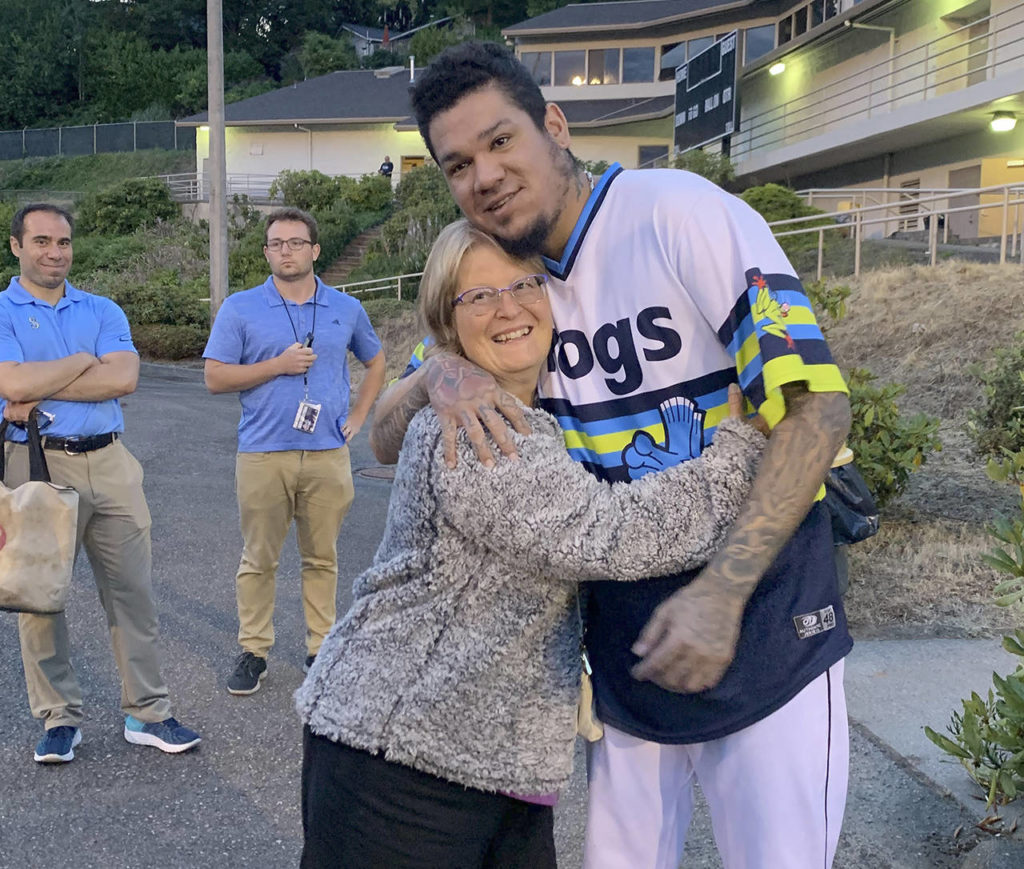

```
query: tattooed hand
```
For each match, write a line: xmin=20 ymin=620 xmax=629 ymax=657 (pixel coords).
xmin=631 ymin=385 xmax=851 ymax=693
xmin=423 ymin=353 xmax=532 ymax=469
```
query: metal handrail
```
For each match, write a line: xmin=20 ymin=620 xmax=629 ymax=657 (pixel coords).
xmin=334 ymin=272 xmax=423 ymax=301
xmin=733 ymin=5 xmax=1024 ymax=160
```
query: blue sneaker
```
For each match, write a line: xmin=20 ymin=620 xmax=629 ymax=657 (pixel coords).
xmin=34 ymin=726 xmax=82 ymax=763
xmin=123 ymin=715 xmax=201 ymax=754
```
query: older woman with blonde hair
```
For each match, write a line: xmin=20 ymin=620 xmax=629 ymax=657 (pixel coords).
xmin=295 ymin=219 xmax=766 ymax=868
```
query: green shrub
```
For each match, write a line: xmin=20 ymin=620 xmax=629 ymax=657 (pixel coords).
xmin=846 ymin=367 xmax=942 ymax=508
xmin=803 ymin=278 xmax=851 ymax=328
xmin=79 ymin=177 xmax=179 ymax=234
xmin=345 ymin=175 xmax=393 ymax=213
xmin=394 ymin=165 xmax=453 ymax=211
xmin=69 ymin=234 xmax=149 ymax=278
xmin=99 ymin=269 xmax=209 ymax=327
xmin=269 ymin=170 xmax=340 ymax=212
xmin=672 ymin=150 xmax=735 ymax=189
xmin=967 ymin=332 xmax=1024 ymax=460
xmin=741 ymin=183 xmax=834 ymax=259
xmin=132 ymin=323 xmax=209 ymax=360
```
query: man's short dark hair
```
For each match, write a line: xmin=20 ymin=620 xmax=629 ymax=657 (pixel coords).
xmin=265 ymin=207 xmax=318 ymax=245
xmin=410 ymin=42 xmax=548 ymax=158
xmin=11 ymin=203 xmax=74 ymax=244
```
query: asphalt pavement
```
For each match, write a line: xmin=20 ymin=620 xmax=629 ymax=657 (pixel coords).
xmin=0 ymin=365 xmax=1021 ymax=868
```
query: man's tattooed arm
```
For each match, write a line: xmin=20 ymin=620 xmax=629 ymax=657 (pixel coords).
xmin=369 ymin=353 xmax=531 ymax=467
xmin=630 ymin=384 xmax=852 ymax=694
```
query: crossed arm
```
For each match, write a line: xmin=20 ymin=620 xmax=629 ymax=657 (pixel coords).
xmin=0 ymin=351 xmax=140 ymax=421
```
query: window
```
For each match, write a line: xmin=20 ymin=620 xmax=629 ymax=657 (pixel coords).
xmin=810 ymin=0 xmax=825 ymax=28
xmin=659 ymin=42 xmax=685 ymax=82
xmin=794 ymin=6 xmax=808 ymax=37
xmin=778 ymin=17 xmax=793 ymax=45
xmin=688 ymin=35 xmax=714 ymax=59
xmin=554 ymin=50 xmax=586 ymax=86
xmin=622 ymin=46 xmax=655 ymax=83
xmin=745 ymin=25 xmax=775 ymax=64
xmin=589 ymin=48 xmax=620 ymax=85
xmin=638 ymin=145 xmax=669 ymax=167
xmin=521 ymin=51 xmax=551 ymax=86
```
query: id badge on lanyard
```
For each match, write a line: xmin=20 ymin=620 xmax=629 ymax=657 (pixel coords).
xmin=282 ymin=297 xmax=320 ymax=434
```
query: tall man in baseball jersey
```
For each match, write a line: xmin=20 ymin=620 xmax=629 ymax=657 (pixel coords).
xmin=204 ymin=208 xmax=385 ymax=696
xmin=371 ymin=43 xmax=853 ymax=868
xmin=0 ymin=204 xmax=200 ymax=763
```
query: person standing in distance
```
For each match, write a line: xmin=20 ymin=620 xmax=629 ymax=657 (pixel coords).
xmin=0 ymin=203 xmax=201 ymax=763
xmin=371 ymin=42 xmax=853 ymax=869
xmin=378 ymin=156 xmax=394 ymax=179
xmin=204 ymin=207 xmax=385 ymax=696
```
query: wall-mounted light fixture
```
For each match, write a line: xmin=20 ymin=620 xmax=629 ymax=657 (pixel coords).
xmin=991 ymin=111 xmax=1018 ymax=132
xmin=571 ymin=75 xmax=584 ymax=86
xmin=769 ymin=62 xmax=786 ymax=76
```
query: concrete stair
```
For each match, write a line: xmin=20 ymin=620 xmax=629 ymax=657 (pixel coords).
xmin=320 ymin=225 xmax=383 ymax=287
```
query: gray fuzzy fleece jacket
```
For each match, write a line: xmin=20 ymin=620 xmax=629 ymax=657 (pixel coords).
xmin=295 ymin=405 xmax=764 ymax=796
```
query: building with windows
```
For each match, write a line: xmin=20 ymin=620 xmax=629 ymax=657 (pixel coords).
xmin=504 ymin=0 xmax=1024 ymax=238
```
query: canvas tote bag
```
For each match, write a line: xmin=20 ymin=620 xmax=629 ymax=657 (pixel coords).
xmin=0 ymin=415 xmax=79 ymax=614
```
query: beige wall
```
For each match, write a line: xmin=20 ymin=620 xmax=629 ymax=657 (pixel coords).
xmin=194 ymin=125 xmax=428 ymax=182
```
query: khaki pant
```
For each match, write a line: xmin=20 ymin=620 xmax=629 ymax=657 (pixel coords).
xmin=235 ymin=447 xmax=354 ymax=658
xmin=4 ymin=439 xmax=171 ymax=729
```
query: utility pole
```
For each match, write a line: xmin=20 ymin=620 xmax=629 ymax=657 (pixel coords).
xmin=207 ymin=0 xmax=229 ymax=318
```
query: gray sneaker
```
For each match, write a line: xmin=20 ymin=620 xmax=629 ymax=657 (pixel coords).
xmin=227 ymin=651 xmax=267 ymax=695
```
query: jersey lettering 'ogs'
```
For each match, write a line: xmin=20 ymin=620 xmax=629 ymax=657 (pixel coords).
xmin=537 ymin=166 xmax=844 ymax=487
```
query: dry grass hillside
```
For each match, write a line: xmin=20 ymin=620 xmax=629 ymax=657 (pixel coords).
xmin=826 ymin=261 xmax=1024 ymax=637
xmin=358 ymin=261 xmax=1024 ymax=638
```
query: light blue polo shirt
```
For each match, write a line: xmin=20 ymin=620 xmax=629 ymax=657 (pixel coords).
xmin=203 ymin=276 xmax=382 ymax=452
xmin=0 ymin=277 xmax=135 ymax=442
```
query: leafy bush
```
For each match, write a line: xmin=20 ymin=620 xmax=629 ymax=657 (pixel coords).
xmin=803 ymin=278 xmax=851 ymax=329
xmin=69 ymin=235 xmax=150 ymax=277
xmin=300 ymin=32 xmax=358 ymax=78
xmin=967 ymin=332 xmax=1024 ymax=460
xmin=846 ymin=367 xmax=942 ymax=508
xmin=741 ymin=183 xmax=834 ymax=259
xmin=349 ymin=166 xmax=460 ymax=294
xmin=79 ymin=177 xmax=179 ymax=234
xmin=132 ymin=323 xmax=209 ymax=360
xmin=269 ymin=170 xmax=340 ymax=213
xmin=99 ymin=269 xmax=209 ymax=328
xmin=672 ymin=150 xmax=735 ymax=189
xmin=345 ymin=175 xmax=393 ymax=213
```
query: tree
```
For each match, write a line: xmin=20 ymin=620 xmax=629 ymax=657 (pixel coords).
xmin=300 ymin=32 xmax=359 ymax=78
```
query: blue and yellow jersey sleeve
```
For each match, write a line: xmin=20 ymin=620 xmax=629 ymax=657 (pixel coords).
xmin=720 ymin=267 xmax=848 ymax=430
xmin=394 ymin=336 xmax=432 ymax=383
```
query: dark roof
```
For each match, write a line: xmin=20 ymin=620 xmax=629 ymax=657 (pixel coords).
xmin=504 ymin=0 xmax=758 ymax=34
xmin=559 ymin=95 xmax=675 ymax=126
xmin=394 ymin=95 xmax=675 ymax=132
xmin=341 ymin=23 xmax=386 ymax=41
xmin=179 ymin=68 xmax=413 ymax=126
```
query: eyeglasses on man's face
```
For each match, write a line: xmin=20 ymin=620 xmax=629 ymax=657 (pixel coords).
xmin=265 ymin=238 xmax=314 ymax=252
xmin=452 ymin=274 xmax=549 ymax=314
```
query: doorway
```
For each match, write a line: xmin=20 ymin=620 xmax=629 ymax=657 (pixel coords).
xmin=401 ymin=156 xmax=426 ymax=176
xmin=947 ymin=165 xmax=981 ymax=240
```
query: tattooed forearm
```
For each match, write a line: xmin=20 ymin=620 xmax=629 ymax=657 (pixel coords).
xmin=703 ymin=386 xmax=851 ymax=602
xmin=369 ymin=372 xmax=430 ymax=464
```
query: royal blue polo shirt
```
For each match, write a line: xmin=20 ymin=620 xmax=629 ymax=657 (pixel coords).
xmin=203 ymin=276 xmax=382 ymax=452
xmin=0 ymin=277 xmax=135 ymax=442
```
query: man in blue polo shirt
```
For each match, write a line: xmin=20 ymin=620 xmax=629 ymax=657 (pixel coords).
xmin=204 ymin=207 xmax=385 ymax=696
xmin=0 ymin=203 xmax=200 ymax=763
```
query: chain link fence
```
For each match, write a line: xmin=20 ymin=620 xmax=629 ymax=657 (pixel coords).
xmin=0 ymin=122 xmax=195 ymax=161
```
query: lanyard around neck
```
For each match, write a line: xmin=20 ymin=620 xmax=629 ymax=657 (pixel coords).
xmin=279 ymin=286 xmax=318 ymax=393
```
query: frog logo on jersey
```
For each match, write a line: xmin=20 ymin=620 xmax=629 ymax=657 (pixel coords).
xmin=749 ymin=269 xmax=795 ymax=351
xmin=621 ymin=396 xmax=705 ymax=480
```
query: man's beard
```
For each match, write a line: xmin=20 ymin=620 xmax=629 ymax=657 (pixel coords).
xmin=492 ymin=143 xmax=576 ymax=260
xmin=494 ymin=214 xmax=557 ymax=260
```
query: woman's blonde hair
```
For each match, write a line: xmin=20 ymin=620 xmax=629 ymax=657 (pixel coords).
xmin=418 ymin=219 xmax=543 ymax=358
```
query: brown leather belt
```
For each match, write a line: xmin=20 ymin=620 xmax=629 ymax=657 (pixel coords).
xmin=42 ymin=432 xmax=119 ymax=455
